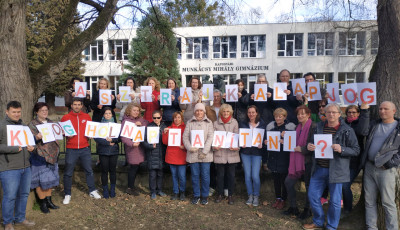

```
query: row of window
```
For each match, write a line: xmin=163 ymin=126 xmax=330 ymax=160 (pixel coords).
xmin=84 ymin=31 xmax=378 ymax=61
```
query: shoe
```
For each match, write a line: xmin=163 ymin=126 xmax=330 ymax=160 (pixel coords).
xmin=4 ymin=223 xmax=13 ymax=230
xmin=200 ymin=197 xmax=208 ymax=205
xmin=228 ymin=195 xmax=234 ymax=205
xmin=340 ymin=210 xmax=351 ymax=220
xmin=262 ymin=163 xmax=268 ymax=171
xmin=125 ymin=187 xmax=139 ymax=196
xmin=90 ymin=190 xmax=101 ymax=199
xmin=102 ymin=185 xmax=109 ymax=199
xmin=214 ymin=195 xmax=223 ymax=203
xmin=63 ymin=195 xmax=71 ymax=205
xmin=110 ymin=184 xmax=116 ymax=198
xmin=191 ymin=197 xmax=200 ymax=205
xmin=39 ymin=198 xmax=50 ymax=214
xmin=246 ymin=195 xmax=253 ymax=205
xmin=320 ymin=197 xmax=328 ymax=205
xmin=209 ymin=187 xmax=215 ymax=197
xmin=302 ymin=223 xmax=323 ymax=229
xmin=170 ymin=193 xmax=178 ymax=200
xmin=157 ymin=191 xmax=167 ymax=197
xmin=179 ymin=192 xmax=185 ymax=201
xmin=252 ymin=196 xmax=259 ymax=207
xmin=272 ymin=198 xmax=280 ymax=208
xmin=150 ymin=193 xmax=156 ymax=200
xmin=45 ymin=196 xmax=59 ymax=209
xmin=283 ymin=207 xmax=300 ymax=216
xmin=14 ymin=219 xmax=35 ymax=227
xmin=224 ymin=189 xmax=229 ymax=197
xmin=276 ymin=199 xmax=285 ymax=210
xmin=298 ymin=208 xmax=312 ymax=220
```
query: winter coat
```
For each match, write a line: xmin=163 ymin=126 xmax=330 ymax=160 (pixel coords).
xmin=160 ymin=87 xmax=181 ymax=122
xmin=239 ymin=119 xmax=267 ymax=157
xmin=266 ymin=120 xmax=296 ymax=173
xmin=360 ymin=118 xmax=400 ymax=170
xmin=94 ymin=120 xmax=119 ymax=156
xmin=140 ymin=90 xmax=160 ymax=123
xmin=60 ymin=110 xmax=92 ymax=149
xmin=183 ymin=115 xmax=214 ymax=163
xmin=345 ymin=108 xmax=369 ymax=170
xmin=242 ymin=87 xmax=275 ymax=125
xmin=162 ymin=122 xmax=187 ymax=165
xmin=0 ymin=116 xmax=31 ymax=172
xmin=64 ymin=88 xmax=91 ymax=113
xmin=213 ymin=117 xmax=240 ymax=164
xmin=143 ymin=122 xmax=167 ymax=170
xmin=273 ymin=82 xmax=302 ymax=124
xmin=179 ymin=88 xmax=210 ymax=124
xmin=120 ymin=115 xmax=149 ymax=165
xmin=90 ymin=89 xmax=117 ymax=122
xmin=28 ymin=118 xmax=60 ymax=164
xmin=309 ymin=119 xmax=360 ymax=183
xmin=226 ymin=89 xmax=248 ymax=122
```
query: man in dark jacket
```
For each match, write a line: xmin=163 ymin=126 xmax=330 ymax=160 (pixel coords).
xmin=303 ymin=103 xmax=360 ymax=230
xmin=361 ymin=101 xmax=399 ymax=230
xmin=0 ymin=101 xmax=35 ymax=229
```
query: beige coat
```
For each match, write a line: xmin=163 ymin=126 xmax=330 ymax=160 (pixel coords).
xmin=213 ymin=117 xmax=240 ymax=164
xmin=180 ymin=88 xmax=210 ymax=123
xmin=183 ymin=115 xmax=214 ymax=163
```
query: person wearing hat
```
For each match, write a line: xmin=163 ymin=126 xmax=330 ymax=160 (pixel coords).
xmin=183 ymin=103 xmax=214 ymax=205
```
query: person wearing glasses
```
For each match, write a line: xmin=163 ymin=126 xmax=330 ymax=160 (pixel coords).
xmin=303 ymin=103 xmax=360 ymax=230
xmin=143 ymin=110 xmax=167 ymax=200
xmin=298 ymin=73 xmax=327 ymax=116
xmin=311 ymin=99 xmax=328 ymax=123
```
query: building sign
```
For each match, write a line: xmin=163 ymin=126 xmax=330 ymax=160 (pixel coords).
xmin=182 ymin=62 xmax=269 ymax=73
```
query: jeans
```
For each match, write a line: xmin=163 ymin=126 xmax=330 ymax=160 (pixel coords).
xmin=364 ymin=161 xmax=398 ymax=230
xmin=241 ymin=154 xmax=262 ymax=196
xmin=149 ymin=169 xmax=163 ymax=194
xmin=99 ymin=155 xmax=118 ymax=185
xmin=342 ymin=168 xmax=358 ymax=212
xmin=215 ymin=163 xmax=236 ymax=196
xmin=190 ymin=162 xmax=211 ymax=198
xmin=308 ymin=166 xmax=342 ymax=230
xmin=170 ymin=165 xmax=186 ymax=194
xmin=0 ymin=168 xmax=31 ymax=225
xmin=64 ymin=147 xmax=96 ymax=195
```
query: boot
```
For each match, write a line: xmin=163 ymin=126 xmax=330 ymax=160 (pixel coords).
xmin=110 ymin=184 xmax=116 ymax=198
xmin=298 ymin=207 xmax=312 ymax=220
xmin=39 ymin=198 xmax=50 ymax=214
xmin=45 ymin=196 xmax=59 ymax=209
xmin=102 ymin=185 xmax=109 ymax=199
xmin=228 ymin=195 xmax=234 ymax=205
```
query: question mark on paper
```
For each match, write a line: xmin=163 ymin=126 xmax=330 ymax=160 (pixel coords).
xmin=317 ymin=140 xmax=327 ymax=157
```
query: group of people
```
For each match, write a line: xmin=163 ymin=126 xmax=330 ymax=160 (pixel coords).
xmin=0 ymin=71 xmax=399 ymax=230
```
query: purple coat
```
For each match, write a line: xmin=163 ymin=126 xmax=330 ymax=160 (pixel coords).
xmin=121 ymin=115 xmax=149 ymax=165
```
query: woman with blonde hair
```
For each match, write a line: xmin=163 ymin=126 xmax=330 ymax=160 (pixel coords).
xmin=90 ymin=77 xmax=117 ymax=122
xmin=141 ymin=77 xmax=161 ymax=122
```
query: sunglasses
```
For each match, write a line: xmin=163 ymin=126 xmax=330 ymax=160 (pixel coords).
xmin=153 ymin=117 xmax=161 ymax=119
xmin=319 ymin=105 xmax=326 ymax=108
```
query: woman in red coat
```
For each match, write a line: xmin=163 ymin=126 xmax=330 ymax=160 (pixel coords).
xmin=162 ymin=111 xmax=187 ymax=201
xmin=140 ymin=77 xmax=160 ymax=122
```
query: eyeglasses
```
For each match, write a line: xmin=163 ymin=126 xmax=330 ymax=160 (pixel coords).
xmin=326 ymin=111 xmax=339 ymax=114
xmin=319 ymin=105 xmax=326 ymax=108
xmin=347 ymin=111 xmax=358 ymax=114
xmin=38 ymin=109 xmax=48 ymax=112
xmin=153 ymin=117 xmax=161 ymax=119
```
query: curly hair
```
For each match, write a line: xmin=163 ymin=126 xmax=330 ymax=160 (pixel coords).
xmin=144 ymin=77 xmax=160 ymax=92
xmin=124 ymin=103 xmax=142 ymax=118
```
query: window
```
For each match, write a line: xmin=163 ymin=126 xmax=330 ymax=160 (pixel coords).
xmin=338 ymin=72 xmax=365 ymax=94
xmin=371 ymin=31 xmax=378 ymax=55
xmin=276 ymin=73 xmax=303 ymax=82
xmin=339 ymin=32 xmax=366 ymax=56
xmin=314 ymin=73 xmax=333 ymax=88
xmin=176 ymin=38 xmax=182 ymax=59
xmin=213 ymin=36 xmax=237 ymax=58
xmin=185 ymin=37 xmax=209 ymax=59
xmin=277 ymin=33 xmax=303 ymax=57
xmin=241 ymin=35 xmax=265 ymax=58
xmin=108 ymin=39 xmax=129 ymax=60
xmin=214 ymin=74 xmax=237 ymax=85
xmin=308 ymin=33 xmax=334 ymax=56
xmin=83 ymin=40 xmax=103 ymax=61
xmin=240 ymin=74 xmax=258 ymax=92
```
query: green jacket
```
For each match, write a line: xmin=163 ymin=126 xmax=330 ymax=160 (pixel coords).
xmin=0 ymin=116 xmax=31 ymax=172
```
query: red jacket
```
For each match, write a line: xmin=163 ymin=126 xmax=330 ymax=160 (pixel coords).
xmin=162 ymin=122 xmax=187 ymax=165
xmin=141 ymin=90 xmax=160 ymax=122
xmin=61 ymin=110 xmax=91 ymax=149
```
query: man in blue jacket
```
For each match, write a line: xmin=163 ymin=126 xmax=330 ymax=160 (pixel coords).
xmin=361 ymin=101 xmax=399 ymax=230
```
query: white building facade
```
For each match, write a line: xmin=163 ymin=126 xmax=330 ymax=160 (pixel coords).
xmin=83 ymin=20 xmax=378 ymax=96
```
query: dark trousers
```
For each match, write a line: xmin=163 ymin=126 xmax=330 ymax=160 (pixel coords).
xmin=210 ymin=162 xmax=216 ymax=189
xmin=99 ymin=155 xmax=118 ymax=185
xmin=215 ymin=163 xmax=236 ymax=196
xmin=285 ymin=162 xmax=312 ymax=208
xmin=272 ymin=172 xmax=288 ymax=200
xmin=149 ymin=169 xmax=163 ymax=194
xmin=128 ymin=164 xmax=139 ymax=189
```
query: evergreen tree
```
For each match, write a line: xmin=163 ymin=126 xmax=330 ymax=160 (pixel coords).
xmin=124 ymin=7 xmax=180 ymax=87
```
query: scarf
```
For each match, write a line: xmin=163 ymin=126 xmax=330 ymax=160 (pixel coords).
xmin=346 ymin=116 xmax=358 ymax=123
xmin=221 ymin=115 xmax=231 ymax=124
xmin=288 ymin=118 xmax=312 ymax=178
xmin=101 ymin=116 xmax=115 ymax=123
xmin=319 ymin=112 xmax=326 ymax=122
xmin=29 ymin=118 xmax=59 ymax=164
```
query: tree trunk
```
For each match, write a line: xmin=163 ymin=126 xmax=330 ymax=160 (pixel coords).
xmin=0 ymin=1 xmax=38 ymax=122
xmin=45 ymin=92 xmax=57 ymax=115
